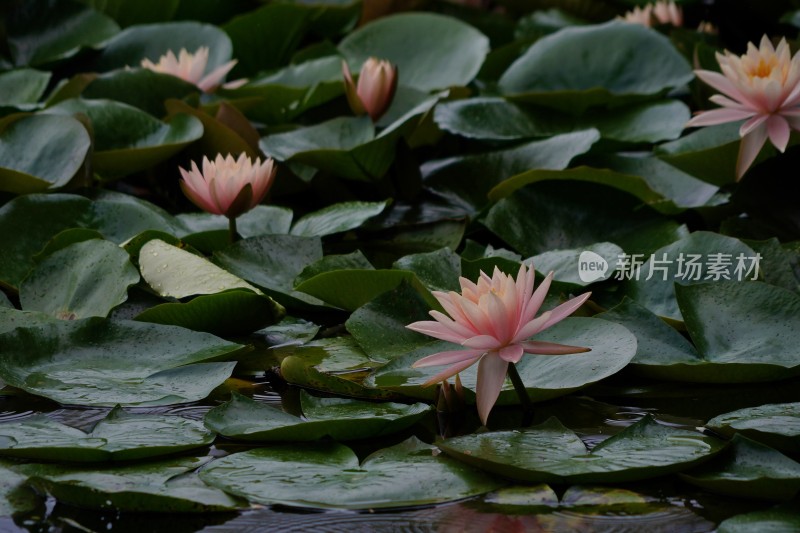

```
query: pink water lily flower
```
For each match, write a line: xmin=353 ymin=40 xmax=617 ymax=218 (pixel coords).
xmin=621 ymin=1 xmax=682 ymax=27
xmin=179 ymin=153 xmax=276 ymax=219
xmin=342 ymin=57 xmax=398 ymax=122
xmin=407 ymin=264 xmax=591 ymax=425
xmin=686 ymin=36 xmax=800 ymax=179
xmin=141 ymin=47 xmax=237 ymax=92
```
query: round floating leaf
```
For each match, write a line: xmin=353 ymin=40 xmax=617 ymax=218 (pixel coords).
xmin=717 ymin=508 xmax=800 ymax=533
xmin=339 ymin=13 xmax=489 ymax=91
xmin=83 ymin=68 xmax=199 ymax=116
xmin=680 ymin=435 xmax=800 ymax=501
xmin=0 ymin=407 xmax=214 ymax=462
xmin=20 ymin=457 xmax=243 ymax=513
xmin=435 ymin=97 xmax=690 ymax=144
xmin=440 ymin=415 xmax=726 ymax=484
xmin=0 ymin=318 xmax=241 ymax=406
xmin=6 ymin=0 xmax=119 ymax=67
xmin=425 ymin=130 xmax=599 ymax=213
xmin=0 ymin=307 xmax=57 ymax=336
xmin=260 ymin=116 xmax=395 ymax=182
xmin=213 ymin=234 xmax=326 ymax=309
xmin=296 ymin=269 xmax=436 ymax=311
xmin=0 ymin=69 xmax=50 ymax=106
xmin=290 ymin=200 xmax=389 ymax=237
xmin=177 ymin=205 xmax=293 ymax=239
xmin=45 ymin=98 xmax=203 ymax=179
xmin=0 ymin=462 xmax=41 ymax=517
xmin=707 ymin=403 xmax=800 ymax=453
xmin=498 ymin=21 xmax=692 ymax=112
xmin=367 ymin=317 xmax=637 ymax=405
xmin=483 ymin=182 xmax=687 ymax=257
xmin=199 ymin=437 xmax=503 ymax=510
xmin=532 ymin=242 xmax=623 ymax=287
xmin=19 ymin=239 xmax=139 ymax=320
xmin=205 ymin=391 xmax=430 ymax=442
xmin=392 ymin=248 xmax=462 ymax=293
xmin=135 ymin=289 xmax=285 ymax=336
xmin=656 ymin=122 xmax=744 ymax=186
xmin=138 ymin=239 xmax=259 ymax=299
xmin=295 ymin=251 xmax=374 ymax=287
xmin=621 ymin=231 xmax=757 ymax=321
xmin=675 ymin=281 xmax=800 ymax=382
xmin=96 ymin=21 xmax=233 ymax=73
xmin=0 ymin=114 xmax=90 ymax=194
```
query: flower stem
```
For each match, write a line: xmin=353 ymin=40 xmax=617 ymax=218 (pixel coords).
xmin=228 ymin=216 xmax=238 ymax=243
xmin=507 ymin=363 xmax=534 ymax=427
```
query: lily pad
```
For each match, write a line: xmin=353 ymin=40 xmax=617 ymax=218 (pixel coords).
xmin=717 ymin=508 xmax=800 ymax=533
xmin=45 ymin=98 xmax=203 ymax=179
xmin=706 ymin=403 xmax=800 ymax=452
xmin=204 ymin=391 xmax=430 ymax=442
xmin=260 ymin=116 xmax=396 ymax=182
xmin=296 ymin=269 xmax=436 ymax=311
xmin=6 ymin=0 xmax=119 ymax=67
xmin=20 ymin=457 xmax=244 ymax=513
xmin=0 ymin=318 xmax=241 ymax=406
xmin=290 ymin=200 xmax=389 ymax=237
xmin=83 ymin=68 xmax=199 ymax=116
xmin=339 ymin=13 xmax=489 ymax=91
xmin=531 ymin=242 xmax=623 ymax=287
xmin=213 ymin=234 xmax=327 ymax=309
xmin=656 ymin=122 xmax=744 ymax=186
xmin=0 ymin=462 xmax=41 ymax=517
xmin=0 ymin=407 xmax=214 ymax=462
xmin=0 ymin=114 xmax=91 ymax=194
xmin=680 ymin=435 xmax=800 ymax=501
xmin=0 ymin=191 xmax=188 ymax=290
xmin=19 ymin=239 xmax=139 ymax=320
xmin=367 ymin=317 xmax=637 ymax=405
xmin=498 ymin=21 xmax=692 ymax=112
xmin=199 ymin=437 xmax=503 ymax=510
xmin=439 ymin=415 xmax=726 ymax=484
xmin=0 ymin=68 xmax=50 ymax=106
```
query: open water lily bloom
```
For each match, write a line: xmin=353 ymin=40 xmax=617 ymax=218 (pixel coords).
xmin=179 ymin=153 xmax=276 ymax=219
xmin=621 ymin=1 xmax=682 ymax=27
xmin=407 ymin=265 xmax=591 ymax=425
xmin=687 ymin=36 xmax=800 ymax=179
xmin=141 ymin=46 xmax=237 ymax=92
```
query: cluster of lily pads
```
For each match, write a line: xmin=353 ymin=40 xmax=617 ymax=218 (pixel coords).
xmin=2 ymin=0 xmax=800 ymax=530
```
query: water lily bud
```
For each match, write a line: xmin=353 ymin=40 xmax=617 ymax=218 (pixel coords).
xmin=342 ymin=57 xmax=398 ymax=121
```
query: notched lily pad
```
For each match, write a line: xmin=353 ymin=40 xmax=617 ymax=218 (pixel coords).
xmin=0 ymin=406 xmax=214 ymax=462
xmin=205 ymin=391 xmax=430 ymax=442
xmin=707 ymin=402 xmax=800 ymax=452
xmin=199 ymin=437 xmax=503 ymax=510
xmin=439 ymin=415 xmax=726 ymax=484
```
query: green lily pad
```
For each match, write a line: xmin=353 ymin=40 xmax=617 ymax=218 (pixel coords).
xmin=177 ymin=205 xmax=293 ymax=240
xmin=45 ymin=98 xmax=203 ymax=179
xmin=0 ymin=406 xmax=214 ymax=462
xmin=0 ymin=307 xmax=58 ymax=336
xmin=425 ymin=130 xmax=600 ymax=213
xmin=295 ymin=251 xmax=374 ymax=286
xmin=435 ymin=97 xmax=691 ymax=144
xmin=482 ymin=181 xmax=688 ymax=257
xmin=290 ymin=200 xmax=389 ymax=237
xmin=20 ymin=457 xmax=244 ymax=513
xmin=83 ymin=68 xmax=199 ymax=116
xmin=392 ymin=248 xmax=462 ymax=292
xmin=0 ymin=191 xmax=188 ymax=290
xmin=0 ymin=68 xmax=50 ymax=106
xmin=706 ymin=403 xmax=800 ymax=453
xmin=138 ymin=239 xmax=260 ymax=299
xmin=205 ymin=391 xmax=430 ymax=442
xmin=0 ymin=318 xmax=241 ymax=406
xmin=221 ymin=56 xmax=343 ymax=123
xmin=0 ymin=114 xmax=91 ymax=194
xmin=339 ymin=13 xmax=489 ymax=91
xmin=440 ymin=415 xmax=726 ymax=484
xmin=199 ymin=437 xmax=503 ymax=510
xmin=278 ymin=337 xmax=398 ymax=400
xmin=19 ymin=239 xmax=139 ymax=320
xmin=532 ymin=242 xmax=623 ymax=287
xmin=96 ymin=21 xmax=233 ymax=74
xmin=6 ymin=0 xmax=119 ymax=67
xmin=367 ymin=317 xmax=637 ymax=405
xmin=260 ymin=116 xmax=396 ymax=182
xmin=656 ymin=122 xmax=744 ymax=186
xmin=717 ymin=508 xmax=800 ymax=533
xmin=620 ymin=231 xmax=758 ymax=321
xmin=498 ymin=21 xmax=692 ymax=112
xmin=0 ymin=462 xmax=41 ymax=517
xmin=254 ymin=316 xmax=319 ymax=348
xmin=213 ymin=234 xmax=326 ymax=309
xmin=680 ymin=435 xmax=800 ymax=501
xmin=676 ymin=281 xmax=800 ymax=382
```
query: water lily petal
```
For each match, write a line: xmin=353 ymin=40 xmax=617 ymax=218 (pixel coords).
xmin=540 ymin=292 xmax=591 ymax=331
xmin=520 ymin=341 xmax=591 ymax=355
xmin=736 ymin=124 xmax=769 ymax=179
xmin=421 ymin=357 xmax=482 ymax=388
xmin=476 ymin=355 xmax=509 ymax=426
xmin=413 ymin=349 xmax=485 ymax=368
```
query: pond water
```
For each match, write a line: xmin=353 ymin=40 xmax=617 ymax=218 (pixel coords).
xmin=2 ymin=370 xmax=795 ymax=532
